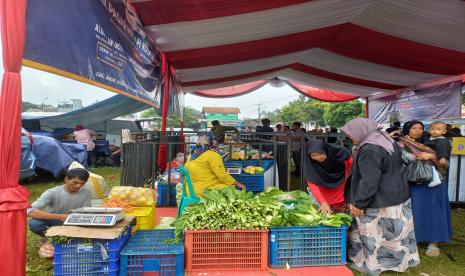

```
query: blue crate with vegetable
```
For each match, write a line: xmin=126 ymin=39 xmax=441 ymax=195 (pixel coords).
xmin=255 ymin=187 xmax=351 ymax=267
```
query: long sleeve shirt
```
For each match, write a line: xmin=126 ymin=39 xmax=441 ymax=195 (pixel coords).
xmin=184 ymin=150 xmax=236 ymax=196
xmin=346 ymin=143 xmax=410 ymax=209
xmin=307 ymin=157 xmax=352 ymax=206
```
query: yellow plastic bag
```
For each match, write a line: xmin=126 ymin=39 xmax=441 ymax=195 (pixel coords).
xmin=109 ymin=186 xmax=155 ymax=207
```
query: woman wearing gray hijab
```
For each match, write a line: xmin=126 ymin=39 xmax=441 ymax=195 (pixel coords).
xmin=341 ymin=118 xmax=419 ymax=275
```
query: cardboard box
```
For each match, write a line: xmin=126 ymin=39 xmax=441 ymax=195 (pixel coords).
xmin=46 ymin=217 xmax=134 ymax=240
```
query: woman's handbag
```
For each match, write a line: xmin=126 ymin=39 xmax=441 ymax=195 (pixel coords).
xmin=177 ymin=163 xmax=200 ymax=215
xmin=406 ymin=160 xmax=433 ymax=184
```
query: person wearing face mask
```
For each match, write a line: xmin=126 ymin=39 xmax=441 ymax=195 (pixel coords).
xmin=340 ymin=118 xmax=419 ymax=275
xmin=185 ymin=132 xmax=245 ymax=196
xmin=305 ymin=139 xmax=352 ymax=214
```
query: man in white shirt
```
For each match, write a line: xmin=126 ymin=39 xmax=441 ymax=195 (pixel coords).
xmin=291 ymin=122 xmax=306 ymax=177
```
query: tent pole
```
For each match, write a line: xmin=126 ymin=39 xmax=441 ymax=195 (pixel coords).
xmin=160 ymin=68 xmax=171 ymax=140
xmin=365 ymin=97 xmax=369 ymax=118
xmin=158 ymin=58 xmax=171 ymax=173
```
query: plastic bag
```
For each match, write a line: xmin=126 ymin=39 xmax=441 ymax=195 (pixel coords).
xmin=406 ymin=161 xmax=433 ymax=184
xmin=176 ymin=183 xmax=182 ymax=206
xmin=108 ymin=186 xmax=155 ymax=206
xmin=155 ymin=217 xmax=176 ymax=229
xmin=160 ymin=168 xmax=182 ymax=184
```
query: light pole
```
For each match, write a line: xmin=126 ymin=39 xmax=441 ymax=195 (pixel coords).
xmin=41 ymin=97 xmax=48 ymax=112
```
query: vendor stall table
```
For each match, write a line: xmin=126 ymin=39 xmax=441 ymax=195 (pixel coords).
xmin=154 ymin=208 xmax=353 ymax=276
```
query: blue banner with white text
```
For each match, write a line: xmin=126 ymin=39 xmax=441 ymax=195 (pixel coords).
xmin=24 ymin=0 xmax=161 ymax=107
xmin=369 ymin=81 xmax=462 ymax=123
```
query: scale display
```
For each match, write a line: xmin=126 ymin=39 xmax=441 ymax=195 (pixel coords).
xmin=226 ymin=167 xmax=242 ymax=174
xmin=64 ymin=207 xmax=125 ymax=227
xmin=64 ymin=214 xmax=120 ymax=227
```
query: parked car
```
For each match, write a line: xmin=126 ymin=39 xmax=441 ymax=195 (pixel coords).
xmin=20 ymin=128 xmax=36 ymax=181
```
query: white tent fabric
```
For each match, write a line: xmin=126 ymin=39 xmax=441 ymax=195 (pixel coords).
xmin=146 ymin=0 xmax=369 ymax=51
xmin=133 ymin=0 xmax=465 ymax=97
xmin=178 ymin=49 xmax=445 ymax=86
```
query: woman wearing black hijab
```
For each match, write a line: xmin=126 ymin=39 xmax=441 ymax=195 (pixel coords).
xmin=305 ymin=139 xmax=352 ymax=214
xmin=402 ymin=120 xmax=452 ymax=257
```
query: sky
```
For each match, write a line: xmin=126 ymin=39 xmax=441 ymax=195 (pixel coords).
xmin=18 ymin=66 xmax=302 ymax=118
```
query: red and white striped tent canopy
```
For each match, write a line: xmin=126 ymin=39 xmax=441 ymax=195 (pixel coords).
xmin=132 ymin=0 xmax=465 ymax=101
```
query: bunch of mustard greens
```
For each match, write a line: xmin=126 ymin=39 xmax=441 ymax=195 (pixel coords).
xmin=172 ymin=186 xmax=352 ymax=240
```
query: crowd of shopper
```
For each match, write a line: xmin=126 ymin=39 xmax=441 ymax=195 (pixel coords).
xmin=204 ymin=117 xmax=457 ymax=274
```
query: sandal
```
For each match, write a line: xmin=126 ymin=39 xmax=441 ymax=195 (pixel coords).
xmin=425 ymin=244 xmax=440 ymax=257
xmin=38 ymin=242 xmax=54 ymax=258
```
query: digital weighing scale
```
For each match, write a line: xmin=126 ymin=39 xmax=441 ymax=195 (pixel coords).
xmin=225 ymin=163 xmax=243 ymax=175
xmin=64 ymin=207 xmax=125 ymax=227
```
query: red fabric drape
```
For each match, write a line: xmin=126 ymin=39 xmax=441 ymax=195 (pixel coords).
xmin=191 ymin=80 xmax=267 ymax=98
xmin=287 ymin=81 xmax=358 ymax=102
xmin=0 ymin=0 xmax=31 ymax=275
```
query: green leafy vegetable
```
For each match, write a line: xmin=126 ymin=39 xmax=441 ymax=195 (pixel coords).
xmin=173 ymin=186 xmax=280 ymax=240
xmin=173 ymin=186 xmax=352 ymax=241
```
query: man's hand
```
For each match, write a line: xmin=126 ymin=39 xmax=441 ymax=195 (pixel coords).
xmin=58 ymin=214 xmax=69 ymax=222
xmin=319 ymin=202 xmax=333 ymax=215
xmin=350 ymin=204 xmax=364 ymax=217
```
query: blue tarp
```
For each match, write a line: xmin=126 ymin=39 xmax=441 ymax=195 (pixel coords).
xmin=30 ymin=128 xmax=74 ymax=137
xmin=23 ymin=94 xmax=151 ymax=129
xmin=32 ymin=135 xmax=87 ymax=177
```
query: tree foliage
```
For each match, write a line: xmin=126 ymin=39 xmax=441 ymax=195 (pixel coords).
xmin=140 ymin=106 xmax=201 ymax=128
xmin=272 ymin=96 xmax=364 ymax=128
xmin=261 ymin=109 xmax=281 ymax=124
xmin=323 ymin=101 xmax=365 ymax=128
xmin=22 ymin=101 xmax=41 ymax=111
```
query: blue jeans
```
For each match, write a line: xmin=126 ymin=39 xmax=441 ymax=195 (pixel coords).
xmin=28 ymin=218 xmax=63 ymax=237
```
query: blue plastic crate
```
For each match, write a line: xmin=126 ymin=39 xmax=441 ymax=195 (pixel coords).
xmin=53 ymin=223 xmax=132 ymax=275
xmin=224 ymin=160 xmax=274 ymax=192
xmin=269 ymin=225 xmax=347 ymax=267
xmin=224 ymin=160 xmax=274 ymax=170
xmin=231 ymin=173 xmax=265 ymax=192
xmin=120 ymin=229 xmax=184 ymax=276
xmin=157 ymin=183 xmax=177 ymax=207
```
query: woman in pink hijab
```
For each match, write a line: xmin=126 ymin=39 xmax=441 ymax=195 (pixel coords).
xmin=341 ymin=118 xmax=419 ymax=275
xmin=73 ymin=124 xmax=96 ymax=168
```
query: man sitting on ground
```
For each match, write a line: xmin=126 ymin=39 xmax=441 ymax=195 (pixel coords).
xmin=28 ymin=168 xmax=91 ymax=258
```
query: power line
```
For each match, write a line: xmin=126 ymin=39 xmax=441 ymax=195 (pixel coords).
xmin=239 ymin=95 xmax=298 ymax=110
